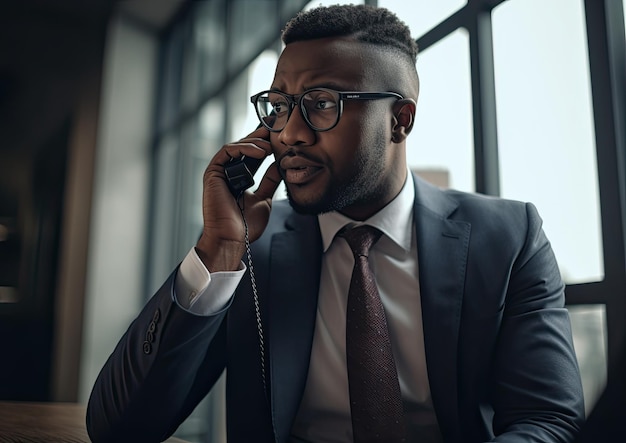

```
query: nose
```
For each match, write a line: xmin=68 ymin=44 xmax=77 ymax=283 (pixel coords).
xmin=277 ymin=104 xmax=316 ymax=147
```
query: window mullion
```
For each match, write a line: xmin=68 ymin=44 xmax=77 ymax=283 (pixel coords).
xmin=467 ymin=3 xmax=500 ymax=196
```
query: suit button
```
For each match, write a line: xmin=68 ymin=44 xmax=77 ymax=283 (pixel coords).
xmin=143 ymin=341 xmax=152 ymax=355
xmin=148 ymin=321 xmax=156 ymax=333
xmin=153 ymin=309 xmax=161 ymax=323
xmin=146 ymin=331 xmax=155 ymax=343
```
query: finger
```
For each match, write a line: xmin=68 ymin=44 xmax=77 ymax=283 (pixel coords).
xmin=254 ymin=161 xmax=282 ymax=201
xmin=210 ymin=142 xmax=268 ymax=167
xmin=245 ymin=122 xmax=272 ymax=140
xmin=236 ymin=137 xmax=273 ymax=155
xmin=211 ymin=120 xmax=272 ymax=160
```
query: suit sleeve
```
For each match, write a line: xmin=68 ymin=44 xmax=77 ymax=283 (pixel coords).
xmin=86 ymin=268 xmax=231 ymax=443
xmin=490 ymin=203 xmax=585 ymax=442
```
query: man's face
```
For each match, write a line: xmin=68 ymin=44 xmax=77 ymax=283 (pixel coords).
xmin=269 ymin=37 xmax=406 ymax=220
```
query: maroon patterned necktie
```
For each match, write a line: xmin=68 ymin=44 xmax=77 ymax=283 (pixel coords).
xmin=341 ymin=225 xmax=406 ymax=443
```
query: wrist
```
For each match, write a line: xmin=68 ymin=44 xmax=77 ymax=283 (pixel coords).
xmin=194 ymin=239 xmax=243 ymax=272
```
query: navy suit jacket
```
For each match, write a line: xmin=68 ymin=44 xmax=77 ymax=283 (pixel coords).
xmin=87 ymin=175 xmax=585 ymax=443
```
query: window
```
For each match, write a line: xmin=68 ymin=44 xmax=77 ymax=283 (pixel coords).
xmin=379 ymin=0 xmax=466 ymax=37
xmin=492 ymin=0 xmax=603 ymax=285
xmin=408 ymin=28 xmax=474 ymax=191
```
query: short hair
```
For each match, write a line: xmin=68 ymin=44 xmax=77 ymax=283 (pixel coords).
xmin=281 ymin=4 xmax=418 ymax=65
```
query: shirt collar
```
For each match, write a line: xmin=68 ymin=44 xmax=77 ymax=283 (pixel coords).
xmin=318 ymin=171 xmax=415 ymax=253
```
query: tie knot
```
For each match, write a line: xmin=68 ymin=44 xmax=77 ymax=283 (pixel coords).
xmin=340 ymin=225 xmax=382 ymax=258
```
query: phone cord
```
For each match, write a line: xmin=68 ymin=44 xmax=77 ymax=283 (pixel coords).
xmin=238 ymin=201 xmax=268 ymax=400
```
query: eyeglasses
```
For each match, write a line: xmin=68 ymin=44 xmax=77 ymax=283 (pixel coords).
xmin=250 ymin=88 xmax=404 ymax=132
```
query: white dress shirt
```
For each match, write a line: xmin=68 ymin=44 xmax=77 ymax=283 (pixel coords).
xmin=174 ymin=173 xmax=442 ymax=442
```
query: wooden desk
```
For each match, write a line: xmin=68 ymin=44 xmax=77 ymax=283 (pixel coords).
xmin=0 ymin=401 xmax=189 ymax=442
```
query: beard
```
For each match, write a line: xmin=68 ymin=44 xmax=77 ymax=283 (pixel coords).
xmin=284 ymin=128 xmax=390 ymax=216
xmin=286 ymin=182 xmax=354 ymax=215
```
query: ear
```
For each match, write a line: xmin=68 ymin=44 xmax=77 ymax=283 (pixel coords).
xmin=391 ymin=99 xmax=416 ymax=143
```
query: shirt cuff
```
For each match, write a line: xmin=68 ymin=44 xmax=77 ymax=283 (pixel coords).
xmin=174 ymin=247 xmax=246 ymax=315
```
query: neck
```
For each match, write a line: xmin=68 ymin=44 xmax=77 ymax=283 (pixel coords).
xmin=340 ymin=168 xmax=407 ymax=221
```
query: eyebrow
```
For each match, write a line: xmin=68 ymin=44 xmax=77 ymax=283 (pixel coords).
xmin=268 ymin=82 xmax=357 ymax=94
xmin=305 ymin=82 xmax=353 ymax=91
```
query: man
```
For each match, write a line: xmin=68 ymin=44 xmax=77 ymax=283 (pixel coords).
xmin=87 ymin=5 xmax=585 ymax=443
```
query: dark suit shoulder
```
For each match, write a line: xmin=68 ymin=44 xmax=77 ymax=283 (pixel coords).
xmin=414 ymin=175 xmax=533 ymax=226
xmin=450 ymin=188 xmax=541 ymax=250
xmin=446 ymin=188 xmax=531 ymax=224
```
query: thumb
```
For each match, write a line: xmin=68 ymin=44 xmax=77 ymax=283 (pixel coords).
xmin=254 ymin=161 xmax=282 ymax=201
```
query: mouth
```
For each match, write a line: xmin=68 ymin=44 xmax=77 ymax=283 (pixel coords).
xmin=279 ymin=156 xmax=324 ymax=185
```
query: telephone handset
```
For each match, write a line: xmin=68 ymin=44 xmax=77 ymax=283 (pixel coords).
xmin=224 ymin=117 xmax=273 ymax=198
xmin=224 ymin=155 xmax=264 ymax=197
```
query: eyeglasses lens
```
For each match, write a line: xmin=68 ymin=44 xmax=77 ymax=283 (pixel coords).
xmin=255 ymin=89 xmax=340 ymax=131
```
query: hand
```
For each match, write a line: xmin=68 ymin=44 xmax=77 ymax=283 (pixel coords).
xmin=195 ymin=124 xmax=282 ymax=272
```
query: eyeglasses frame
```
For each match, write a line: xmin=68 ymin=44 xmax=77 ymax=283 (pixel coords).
xmin=250 ymin=88 xmax=404 ymax=132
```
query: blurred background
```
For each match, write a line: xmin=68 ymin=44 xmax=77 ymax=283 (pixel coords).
xmin=0 ymin=0 xmax=624 ymax=441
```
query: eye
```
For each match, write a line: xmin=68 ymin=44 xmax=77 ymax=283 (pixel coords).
xmin=271 ymin=100 xmax=289 ymax=115
xmin=303 ymin=90 xmax=338 ymax=111
xmin=315 ymin=99 xmax=336 ymax=110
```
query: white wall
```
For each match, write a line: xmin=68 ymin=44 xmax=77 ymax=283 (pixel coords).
xmin=78 ymin=15 xmax=157 ymax=403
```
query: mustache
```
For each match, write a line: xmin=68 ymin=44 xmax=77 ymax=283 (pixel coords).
xmin=274 ymin=148 xmax=323 ymax=182
xmin=274 ymin=148 xmax=321 ymax=166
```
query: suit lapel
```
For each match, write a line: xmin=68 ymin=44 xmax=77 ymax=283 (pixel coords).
xmin=268 ymin=211 xmax=322 ymax=443
xmin=413 ymin=176 xmax=470 ymax=442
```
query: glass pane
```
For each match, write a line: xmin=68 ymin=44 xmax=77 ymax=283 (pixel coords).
xmin=567 ymin=304 xmax=607 ymax=416
xmin=379 ymin=0 xmax=466 ymax=37
xmin=147 ymin=133 xmax=180 ymax=294
xmin=282 ymin=0 xmax=310 ymax=18
xmin=196 ymin=0 xmax=227 ymax=96
xmin=408 ymin=28 xmax=474 ymax=191
xmin=198 ymin=98 xmax=227 ymax=157
xmin=157 ymin=22 xmax=184 ymax=132
xmin=181 ymin=14 xmax=199 ymax=112
xmin=228 ymin=0 xmax=278 ymax=71
xmin=493 ymin=0 xmax=604 ymax=284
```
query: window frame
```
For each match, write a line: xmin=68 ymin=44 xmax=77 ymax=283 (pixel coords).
xmin=412 ymin=0 xmax=626 ymax=374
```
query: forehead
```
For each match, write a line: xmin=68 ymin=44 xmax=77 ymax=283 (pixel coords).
xmin=272 ymin=37 xmax=384 ymax=91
